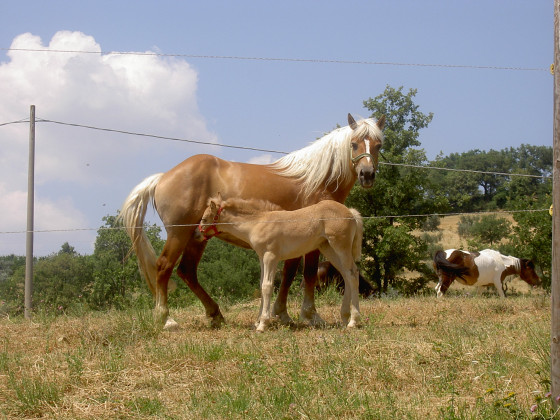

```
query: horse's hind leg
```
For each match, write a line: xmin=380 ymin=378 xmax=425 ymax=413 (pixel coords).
xmin=177 ymin=238 xmax=225 ymax=328
xmin=154 ymin=232 xmax=188 ymax=329
xmin=300 ymin=250 xmax=326 ymax=327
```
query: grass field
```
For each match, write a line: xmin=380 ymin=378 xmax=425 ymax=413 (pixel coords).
xmin=0 ymin=291 xmax=553 ymax=419
xmin=1 ymin=212 xmax=552 ymax=419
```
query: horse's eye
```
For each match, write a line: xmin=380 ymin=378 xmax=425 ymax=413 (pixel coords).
xmin=351 ymin=143 xmax=358 ymax=151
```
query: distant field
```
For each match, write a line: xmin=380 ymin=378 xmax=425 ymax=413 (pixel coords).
xmin=0 ymin=293 xmax=552 ymax=419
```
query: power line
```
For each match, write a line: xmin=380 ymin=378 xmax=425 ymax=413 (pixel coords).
xmin=38 ymin=118 xmax=289 ymax=155
xmin=0 ymin=118 xmax=28 ymax=127
xmin=38 ymin=118 xmax=552 ymax=179
xmin=383 ymin=161 xmax=549 ymax=179
xmin=0 ymin=47 xmax=549 ymax=72
xmin=0 ymin=117 xmax=551 ymax=179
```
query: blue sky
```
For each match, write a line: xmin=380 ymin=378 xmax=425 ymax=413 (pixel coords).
xmin=0 ymin=1 xmax=553 ymax=255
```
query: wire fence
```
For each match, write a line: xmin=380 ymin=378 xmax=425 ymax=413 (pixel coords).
xmin=1 ymin=117 xmax=551 ymax=179
xmin=0 ymin=47 xmax=551 ymax=72
xmin=0 ymin=46 xmax=552 ymax=242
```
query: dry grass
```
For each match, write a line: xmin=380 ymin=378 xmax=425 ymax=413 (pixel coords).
xmin=0 ymin=293 xmax=552 ymax=419
xmin=0 ymin=214 xmax=550 ymax=419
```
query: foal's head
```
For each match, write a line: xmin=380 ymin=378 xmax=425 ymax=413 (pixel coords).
xmin=348 ymin=113 xmax=385 ymax=188
xmin=198 ymin=194 xmax=226 ymax=239
xmin=519 ymin=258 xmax=541 ymax=287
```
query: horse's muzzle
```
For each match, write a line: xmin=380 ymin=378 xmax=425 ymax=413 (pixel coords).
xmin=359 ymin=168 xmax=375 ymax=188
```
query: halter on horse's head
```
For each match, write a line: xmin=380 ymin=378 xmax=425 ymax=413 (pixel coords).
xmin=348 ymin=113 xmax=385 ymax=188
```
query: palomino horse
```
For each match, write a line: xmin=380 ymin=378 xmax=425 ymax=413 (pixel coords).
xmin=119 ymin=113 xmax=385 ymax=328
xmin=197 ymin=194 xmax=364 ymax=331
xmin=317 ymin=261 xmax=376 ymax=298
xmin=433 ymin=249 xmax=541 ymax=297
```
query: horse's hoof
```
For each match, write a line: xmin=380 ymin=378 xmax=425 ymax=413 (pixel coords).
xmin=346 ymin=320 xmax=359 ymax=329
xmin=301 ymin=313 xmax=326 ymax=328
xmin=163 ymin=318 xmax=179 ymax=331
xmin=209 ymin=312 xmax=226 ymax=329
xmin=274 ymin=311 xmax=294 ymax=326
xmin=310 ymin=313 xmax=327 ymax=327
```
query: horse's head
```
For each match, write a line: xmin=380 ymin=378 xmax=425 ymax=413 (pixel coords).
xmin=348 ymin=113 xmax=385 ymax=188
xmin=519 ymin=258 xmax=541 ymax=287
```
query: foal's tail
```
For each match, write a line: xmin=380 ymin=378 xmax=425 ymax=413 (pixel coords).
xmin=118 ymin=173 xmax=164 ymax=295
xmin=350 ymin=208 xmax=363 ymax=262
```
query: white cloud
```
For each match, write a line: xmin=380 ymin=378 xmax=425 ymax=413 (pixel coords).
xmin=0 ymin=31 xmax=216 ymax=255
xmin=246 ymin=154 xmax=276 ymax=165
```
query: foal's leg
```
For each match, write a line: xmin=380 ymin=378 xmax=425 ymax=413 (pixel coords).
xmin=320 ymin=246 xmax=360 ymax=327
xmin=299 ymin=250 xmax=326 ymax=327
xmin=176 ymin=237 xmax=225 ymax=328
xmin=272 ymin=257 xmax=301 ymax=325
xmin=255 ymin=258 xmax=265 ymax=328
xmin=257 ymin=253 xmax=279 ymax=332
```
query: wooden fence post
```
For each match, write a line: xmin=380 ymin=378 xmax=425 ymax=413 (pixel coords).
xmin=552 ymin=0 xmax=560 ymax=406
xmin=24 ymin=105 xmax=35 ymax=319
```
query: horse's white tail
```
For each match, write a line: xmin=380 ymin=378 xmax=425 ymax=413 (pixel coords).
xmin=350 ymin=208 xmax=363 ymax=262
xmin=118 ymin=173 xmax=165 ymax=295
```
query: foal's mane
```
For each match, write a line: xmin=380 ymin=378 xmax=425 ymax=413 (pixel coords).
xmin=270 ymin=117 xmax=384 ymax=202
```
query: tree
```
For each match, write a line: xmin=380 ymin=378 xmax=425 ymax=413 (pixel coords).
xmin=458 ymin=214 xmax=511 ymax=249
xmin=1 ymin=244 xmax=94 ymax=315
xmin=346 ymin=85 xmax=445 ymax=294
xmin=196 ymin=239 xmax=262 ymax=304
xmin=88 ymin=214 xmax=160 ymax=309
xmin=431 ymin=145 xmax=552 ymax=212
xmin=502 ymin=196 xmax=552 ymax=289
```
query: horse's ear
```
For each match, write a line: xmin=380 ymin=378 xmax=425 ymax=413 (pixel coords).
xmin=348 ymin=113 xmax=358 ymax=130
xmin=210 ymin=200 xmax=217 ymax=212
xmin=376 ymin=115 xmax=386 ymax=130
xmin=217 ymin=192 xmax=223 ymax=201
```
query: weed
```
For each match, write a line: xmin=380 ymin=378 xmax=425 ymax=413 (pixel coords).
xmin=7 ymin=373 xmax=63 ymax=417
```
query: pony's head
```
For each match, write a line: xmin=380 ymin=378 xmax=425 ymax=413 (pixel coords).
xmin=348 ymin=113 xmax=385 ymax=188
xmin=519 ymin=258 xmax=541 ymax=287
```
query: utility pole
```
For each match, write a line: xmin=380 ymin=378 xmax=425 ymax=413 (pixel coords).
xmin=24 ymin=105 xmax=35 ymax=319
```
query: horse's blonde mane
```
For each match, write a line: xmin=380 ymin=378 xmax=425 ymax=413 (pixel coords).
xmin=270 ymin=117 xmax=384 ymax=202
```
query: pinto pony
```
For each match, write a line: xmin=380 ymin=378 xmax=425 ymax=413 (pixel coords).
xmin=433 ymin=249 xmax=541 ymax=297
xmin=197 ymin=194 xmax=364 ymax=331
xmin=119 ymin=114 xmax=384 ymax=328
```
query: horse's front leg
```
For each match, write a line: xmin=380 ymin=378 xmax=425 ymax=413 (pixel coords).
xmin=495 ymin=277 xmax=507 ymax=298
xmin=257 ymin=253 xmax=278 ymax=332
xmin=435 ymin=279 xmax=443 ymax=298
xmin=299 ymin=250 xmax=326 ymax=327
xmin=272 ymin=257 xmax=301 ymax=325
xmin=177 ymin=238 xmax=225 ymax=328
